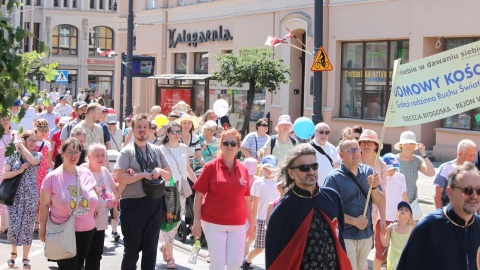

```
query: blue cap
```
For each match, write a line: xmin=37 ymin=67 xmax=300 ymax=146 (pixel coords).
xmin=262 ymin=155 xmax=278 ymax=168
xmin=383 ymin=153 xmax=399 ymax=171
xmin=397 ymin=201 xmax=412 ymax=213
xmin=13 ymin=99 xmax=22 ymax=106
xmin=59 ymin=95 xmax=66 ymax=100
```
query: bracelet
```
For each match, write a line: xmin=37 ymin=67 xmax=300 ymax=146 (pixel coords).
xmin=422 ymin=155 xmax=428 ymax=159
xmin=372 ymin=186 xmax=378 ymax=190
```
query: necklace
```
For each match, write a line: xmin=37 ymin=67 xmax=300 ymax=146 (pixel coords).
xmin=443 ymin=207 xmax=474 ymax=228
xmin=292 ymin=187 xmax=320 ymax=198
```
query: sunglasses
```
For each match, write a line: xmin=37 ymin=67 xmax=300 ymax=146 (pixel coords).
xmin=258 ymin=124 xmax=269 ymax=127
xmin=341 ymin=147 xmax=362 ymax=154
xmin=290 ymin=163 xmax=319 ymax=172
xmin=359 ymin=141 xmax=375 ymax=146
xmin=151 ymin=126 xmax=157 ymax=130
xmin=316 ymin=130 xmax=330 ymax=135
xmin=222 ymin=141 xmax=238 ymax=147
xmin=108 ymin=123 xmax=117 ymax=126
xmin=452 ymin=186 xmax=480 ymax=196
xmin=169 ymin=130 xmax=181 ymax=135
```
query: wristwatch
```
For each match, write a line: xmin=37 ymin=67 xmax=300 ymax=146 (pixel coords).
xmin=422 ymin=155 xmax=428 ymax=159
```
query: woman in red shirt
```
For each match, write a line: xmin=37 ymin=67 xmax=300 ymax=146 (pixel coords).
xmin=192 ymin=129 xmax=255 ymax=270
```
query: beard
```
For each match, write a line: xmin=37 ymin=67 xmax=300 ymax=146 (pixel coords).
xmin=78 ymin=113 xmax=86 ymax=120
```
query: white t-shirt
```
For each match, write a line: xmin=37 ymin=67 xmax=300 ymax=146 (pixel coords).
xmin=385 ymin=171 xmax=407 ymax=221
xmin=91 ymin=167 xmax=117 ymax=230
xmin=77 ymin=92 xmax=85 ymax=102
xmin=49 ymin=92 xmax=59 ymax=104
xmin=250 ymin=176 xmax=279 ymax=220
xmin=36 ymin=139 xmax=52 ymax=152
xmin=19 ymin=106 xmax=36 ymax=132
xmin=38 ymin=111 xmax=60 ymax=130
xmin=160 ymin=144 xmax=189 ymax=189
xmin=311 ymin=140 xmax=341 ymax=186
xmin=54 ymin=104 xmax=73 ymax=117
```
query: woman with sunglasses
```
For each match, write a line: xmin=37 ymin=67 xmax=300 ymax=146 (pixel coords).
xmin=198 ymin=120 xmax=220 ymax=165
xmin=158 ymin=122 xmax=197 ymax=269
xmin=147 ymin=121 xmax=162 ymax=146
xmin=192 ymin=129 xmax=255 ymax=270
xmin=240 ymin=118 xmax=270 ymax=162
xmin=3 ymin=131 xmax=42 ymax=269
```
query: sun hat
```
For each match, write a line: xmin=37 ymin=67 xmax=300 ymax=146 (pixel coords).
xmin=275 ymin=114 xmax=293 ymax=132
xmin=244 ymin=158 xmax=258 ymax=175
xmin=383 ymin=153 xmax=399 ymax=171
xmin=394 ymin=131 xmax=418 ymax=150
xmin=358 ymin=129 xmax=383 ymax=151
xmin=168 ymin=111 xmax=180 ymax=119
xmin=107 ymin=114 xmax=117 ymax=124
xmin=262 ymin=155 xmax=278 ymax=168
xmin=397 ymin=201 xmax=412 ymax=213
xmin=175 ymin=113 xmax=199 ymax=129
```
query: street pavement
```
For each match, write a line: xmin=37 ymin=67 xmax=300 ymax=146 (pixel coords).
xmin=0 ymin=163 xmax=440 ymax=270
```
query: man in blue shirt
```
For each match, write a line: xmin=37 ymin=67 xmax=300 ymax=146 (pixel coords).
xmin=324 ymin=137 xmax=384 ymax=270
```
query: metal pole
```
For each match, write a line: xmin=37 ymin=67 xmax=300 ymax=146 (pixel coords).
xmin=119 ymin=53 xmax=125 ymax=130
xmin=125 ymin=0 xmax=134 ymax=117
xmin=312 ymin=0 xmax=324 ymax=124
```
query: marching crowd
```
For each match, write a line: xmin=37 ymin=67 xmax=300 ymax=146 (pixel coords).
xmin=1 ymin=88 xmax=480 ymax=270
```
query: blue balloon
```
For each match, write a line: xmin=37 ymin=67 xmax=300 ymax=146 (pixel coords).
xmin=293 ymin=117 xmax=315 ymax=140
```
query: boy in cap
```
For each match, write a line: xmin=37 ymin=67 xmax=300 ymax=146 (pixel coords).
xmin=374 ymin=153 xmax=409 ymax=270
xmin=242 ymin=155 xmax=279 ymax=269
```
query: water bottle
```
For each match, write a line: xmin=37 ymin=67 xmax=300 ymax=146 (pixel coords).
xmin=188 ymin=239 xmax=201 ymax=264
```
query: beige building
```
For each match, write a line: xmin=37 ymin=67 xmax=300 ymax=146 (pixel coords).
xmin=120 ymin=0 xmax=479 ymax=161
xmin=2 ymin=0 xmax=117 ymax=106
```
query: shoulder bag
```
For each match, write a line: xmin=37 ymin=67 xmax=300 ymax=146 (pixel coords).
xmin=0 ymin=152 xmax=24 ymax=206
xmin=162 ymin=145 xmax=193 ymax=198
xmin=44 ymin=168 xmax=80 ymax=260
xmin=309 ymin=141 xmax=334 ymax=167
xmin=135 ymin=143 xmax=165 ymax=199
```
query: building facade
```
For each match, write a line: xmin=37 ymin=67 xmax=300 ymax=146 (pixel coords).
xmin=2 ymin=0 xmax=117 ymax=106
xmin=117 ymin=0 xmax=477 ymax=161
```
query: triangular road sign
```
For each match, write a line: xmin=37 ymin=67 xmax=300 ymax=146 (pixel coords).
xmin=56 ymin=70 xmax=68 ymax=84
xmin=311 ymin=46 xmax=333 ymax=71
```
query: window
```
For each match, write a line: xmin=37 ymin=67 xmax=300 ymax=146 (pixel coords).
xmin=147 ymin=0 xmax=155 ymax=9
xmin=174 ymin=53 xmax=187 ymax=74
xmin=72 ymin=0 xmax=76 ymax=7
xmin=25 ymin=0 xmax=41 ymax=5
xmin=90 ymin=0 xmax=95 ymax=9
xmin=340 ymin=40 xmax=409 ymax=120
xmin=23 ymin=22 xmax=40 ymax=52
xmin=194 ymin=52 xmax=208 ymax=74
xmin=52 ymin=24 xmax=78 ymax=55
xmin=88 ymin=26 xmax=114 ymax=56
xmin=53 ymin=0 xmax=59 ymax=7
xmin=99 ymin=0 xmax=103 ymax=9
xmin=442 ymin=37 xmax=480 ymax=130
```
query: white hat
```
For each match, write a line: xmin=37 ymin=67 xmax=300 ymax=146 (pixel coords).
xmin=175 ymin=113 xmax=199 ymax=129
xmin=394 ymin=131 xmax=418 ymax=150
xmin=59 ymin=117 xmax=70 ymax=125
xmin=275 ymin=114 xmax=293 ymax=132
xmin=358 ymin=129 xmax=383 ymax=151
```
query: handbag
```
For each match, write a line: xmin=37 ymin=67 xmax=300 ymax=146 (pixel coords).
xmin=0 ymin=153 xmax=24 ymax=206
xmin=160 ymin=177 xmax=181 ymax=232
xmin=162 ymin=145 xmax=193 ymax=198
xmin=44 ymin=168 xmax=80 ymax=260
xmin=410 ymin=199 xmax=423 ymax=221
xmin=135 ymin=143 xmax=165 ymax=199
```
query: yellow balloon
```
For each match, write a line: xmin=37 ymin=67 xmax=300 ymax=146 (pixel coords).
xmin=155 ymin=115 xmax=168 ymax=127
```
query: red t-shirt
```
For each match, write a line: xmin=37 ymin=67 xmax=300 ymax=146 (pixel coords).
xmin=51 ymin=130 xmax=61 ymax=158
xmin=193 ymin=157 xmax=250 ymax=225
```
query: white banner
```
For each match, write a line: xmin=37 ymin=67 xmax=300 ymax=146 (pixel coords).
xmin=384 ymin=40 xmax=480 ymax=127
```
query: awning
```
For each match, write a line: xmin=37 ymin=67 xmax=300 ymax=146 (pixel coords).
xmin=148 ymin=74 xmax=213 ymax=80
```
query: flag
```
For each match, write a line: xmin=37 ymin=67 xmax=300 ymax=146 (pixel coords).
xmin=264 ymin=36 xmax=286 ymax=47
xmin=97 ymin=48 xmax=117 ymax=57
xmin=284 ymin=27 xmax=296 ymax=39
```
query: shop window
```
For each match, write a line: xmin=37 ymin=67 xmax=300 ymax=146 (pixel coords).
xmin=194 ymin=52 xmax=208 ymax=74
xmin=174 ymin=53 xmax=187 ymax=74
xmin=340 ymin=40 xmax=409 ymax=120
xmin=51 ymin=74 xmax=77 ymax=99
xmin=88 ymin=26 xmax=114 ymax=56
xmin=441 ymin=37 xmax=480 ymax=130
xmin=88 ymin=75 xmax=113 ymax=107
xmin=218 ymin=88 xmax=266 ymax=129
xmin=26 ymin=0 xmax=42 ymax=5
xmin=194 ymin=81 xmax=206 ymax=116
xmin=52 ymin=24 xmax=78 ymax=55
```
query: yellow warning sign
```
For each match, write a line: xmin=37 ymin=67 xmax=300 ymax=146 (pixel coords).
xmin=311 ymin=46 xmax=333 ymax=71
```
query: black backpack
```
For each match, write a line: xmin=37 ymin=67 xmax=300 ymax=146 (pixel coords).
xmin=270 ymin=135 xmax=297 ymax=153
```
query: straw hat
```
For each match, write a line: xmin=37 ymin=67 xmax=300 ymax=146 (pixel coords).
xmin=358 ymin=129 xmax=383 ymax=151
xmin=175 ymin=113 xmax=199 ymax=129
xmin=394 ymin=131 xmax=418 ymax=151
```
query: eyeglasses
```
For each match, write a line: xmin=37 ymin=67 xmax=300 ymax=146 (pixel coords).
xmin=258 ymin=124 xmax=269 ymax=127
xmin=359 ymin=141 xmax=374 ymax=146
xmin=341 ymin=147 xmax=362 ymax=154
xmin=64 ymin=151 xmax=81 ymax=156
xmin=26 ymin=139 xmax=37 ymax=144
xmin=151 ymin=126 xmax=157 ymax=130
xmin=452 ymin=186 xmax=480 ymax=196
xmin=169 ymin=130 xmax=181 ymax=135
xmin=290 ymin=163 xmax=319 ymax=172
xmin=102 ymin=111 xmax=108 ymax=114
xmin=222 ymin=141 xmax=238 ymax=147
xmin=316 ymin=130 xmax=330 ymax=135
xmin=208 ymin=128 xmax=217 ymax=132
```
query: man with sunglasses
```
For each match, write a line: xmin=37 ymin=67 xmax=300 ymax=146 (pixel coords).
xmin=324 ymin=137 xmax=384 ymax=270
xmin=266 ymin=144 xmax=352 ymax=270
xmin=310 ymin=122 xmax=341 ymax=186
xmin=398 ymin=162 xmax=480 ymax=270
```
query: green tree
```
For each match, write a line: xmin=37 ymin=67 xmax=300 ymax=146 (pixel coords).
xmin=0 ymin=0 xmax=58 ymax=155
xmin=213 ymin=47 xmax=290 ymax=137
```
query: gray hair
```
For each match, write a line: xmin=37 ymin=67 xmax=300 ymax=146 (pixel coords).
xmin=457 ymin=139 xmax=476 ymax=153
xmin=276 ymin=143 xmax=317 ymax=189
xmin=448 ymin=162 xmax=480 ymax=187
xmin=87 ymin=143 xmax=107 ymax=155
xmin=70 ymin=126 xmax=86 ymax=138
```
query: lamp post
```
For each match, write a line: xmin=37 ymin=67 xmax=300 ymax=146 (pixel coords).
xmin=125 ymin=0 xmax=134 ymax=118
xmin=312 ymin=0 xmax=324 ymax=124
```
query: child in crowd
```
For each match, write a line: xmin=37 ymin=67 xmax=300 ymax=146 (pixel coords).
xmin=242 ymin=155 xmax=279 ymax=270
xmin=265 ymin=180 xmax=288 ymax=225
xmin=243 ymin=157 xmax=259 ymax=257
xmin=381 ymin=201 xmax=415 ymax=270
xmin=374 ymin=153 xmax=409 ymax=269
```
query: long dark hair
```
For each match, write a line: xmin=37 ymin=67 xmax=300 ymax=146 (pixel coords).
xmin=162 ymin=122 xmax=181 ymax=144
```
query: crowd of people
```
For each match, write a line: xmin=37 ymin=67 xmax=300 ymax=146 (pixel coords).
xmin=1 ymin=88 xmax=480 ymax=270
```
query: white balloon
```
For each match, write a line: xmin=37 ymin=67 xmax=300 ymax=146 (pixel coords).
xmin=213 ymin=99 xmax=229 ymax=117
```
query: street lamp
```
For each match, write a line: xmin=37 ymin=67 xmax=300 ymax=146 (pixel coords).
xmin=312 ymin=0 xmax=324 ymax=124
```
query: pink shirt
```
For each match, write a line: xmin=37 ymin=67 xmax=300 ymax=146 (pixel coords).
xmin=42 ymin=166 xmax=98 ymax=232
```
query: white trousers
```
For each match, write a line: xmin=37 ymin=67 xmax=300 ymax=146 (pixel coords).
xmin=345 ymin=237 xmax=373 ymax=270
xmin=201 ymin=220 xmax=246 ymax=270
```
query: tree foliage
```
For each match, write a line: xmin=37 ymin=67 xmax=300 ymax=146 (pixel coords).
xmin=0 ymin=0 xmax=58 ymax=155
xmin=213 ymin=47 xmax=290 ymax=137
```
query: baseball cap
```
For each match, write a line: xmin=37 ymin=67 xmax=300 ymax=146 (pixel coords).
xmin=101 ymin=106 xmax=108 ymax=112
xmin=59 ymin=95 xmax=66 ymax=101
xmin=13 ymin=99 xmax=22 ymax=106
xmin=59 ymin=117 xmax=70 ymax=125
xmin=54 ymin=116 xmax=61 ymax=125
xmin=383 ymin=153 xmax=400 ymax=171
xmin=107 ymin=108 xmax=116 ymax=114
xmin=244 ymin=158 xmax=258 ymax=175
xmin=397 ymin=201 xmax=412 ymax=213
xmin=262 ymin=155 xmax=278 ymax=168
xmin=75 ymin=101 xmax=87 ymax=109
xmin=107 ymin=114 xmax=117 ymax=124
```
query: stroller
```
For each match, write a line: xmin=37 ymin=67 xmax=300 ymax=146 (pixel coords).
xmin=177 ymin=165 xmax=207 ymax=247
